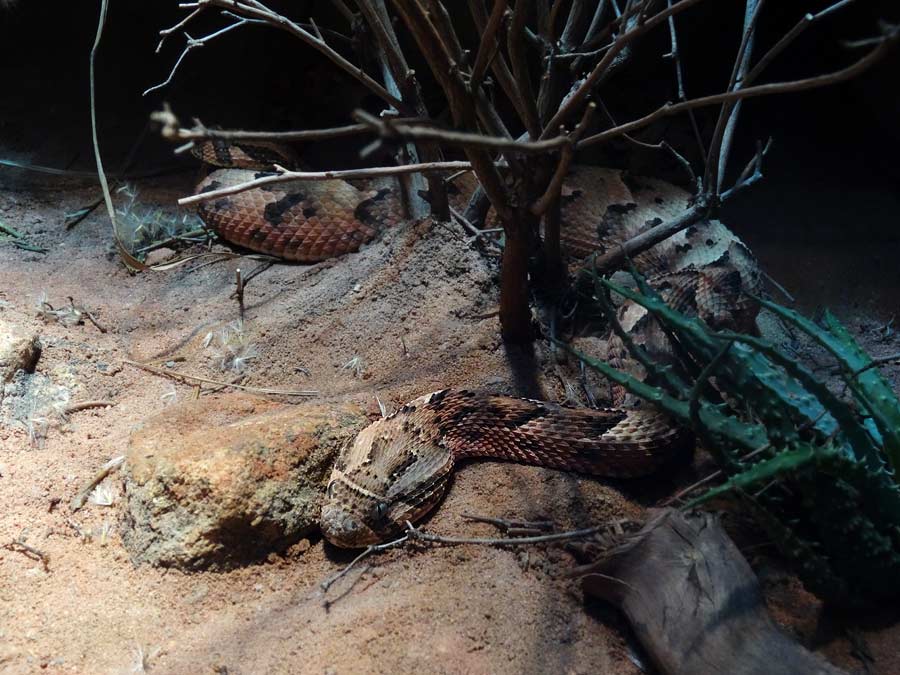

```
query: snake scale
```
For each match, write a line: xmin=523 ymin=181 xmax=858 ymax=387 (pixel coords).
xmin=193 ymin=140 xmax=762 ymax=547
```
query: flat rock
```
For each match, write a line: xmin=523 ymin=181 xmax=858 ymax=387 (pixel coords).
xmin=0 ymin=320 xmax=41 ymax=386
xmin=120 ymin=394 xmax=368 ymax=569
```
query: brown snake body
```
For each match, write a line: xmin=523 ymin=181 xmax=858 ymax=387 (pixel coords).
xmin=320 ymin=389 xmax=693 ymax=547
xmin=192 ymin=140 xmax=762 ymax=547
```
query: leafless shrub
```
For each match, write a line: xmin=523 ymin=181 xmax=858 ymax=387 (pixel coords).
xmin=153 ymin=1 xmax=897 ymax=342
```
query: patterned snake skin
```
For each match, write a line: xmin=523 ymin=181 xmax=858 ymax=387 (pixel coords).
xmin=194 ymin=140 xmax=404 ymax=262
xmin=320 ymin=389 xmax=694 ymax=547
xmin=191 ymin=142 xmax=762 ymax=547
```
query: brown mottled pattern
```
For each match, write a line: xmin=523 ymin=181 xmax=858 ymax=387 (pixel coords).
xmin=192 ymin=140 xmax=403 ymax=262
xmin=196 ymin=168 xmax=402 ymax=262
xmin=321 ymin=389 xmax=692 ymax=547
xmin=192 ymin=139 xmax=299 ymax=171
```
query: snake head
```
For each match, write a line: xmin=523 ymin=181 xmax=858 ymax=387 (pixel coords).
xmin=319 ymin=411 xmax=454 ymax=548
xmin=320 ymin=462 xmax=453 ymax=548
xmin=320 ymin=485 xmax=393 ymax=548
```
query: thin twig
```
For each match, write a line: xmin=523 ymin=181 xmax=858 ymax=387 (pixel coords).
xmin=596 ymin=98 xmax=697 ymax=190
xmin=195 ymin=0 xmax=405 ymax=110
xmin=850 ymin=352 xmax=900 ymax=378
xmin=591 ymin=200 xmax=708 ymax=274
xmin=469 ymin=0 xmax=509 ymax=94
xmin=122 ymin=359 xmax=318 ymax=396
xmin=63 ymin=400 xmax=116 ymax=415
xmin=5 ymin=537 xmax=50 ymax=572
xmin=91 ymin=0 xmax=145 ymax=272
xmin=746 ymin=0 xmax=860 ymax=87
xmin=178 ymin=161 xmax=475 ymax=206
xmin=530 ymin=103 xmax=597 ymax=216
xmin=353 ymin=110 xmax=571 ymax=155
xmin=405 ymin=521 xmax=613 ymax=546
xmin=541 ymin=0 xmax=709 ymax=138
xmin=461 ymin=513 xmax=555 ymax=537
xmin=155 ymin=7 xmax=203 ymax=52
xmin=578 ymin=30 xmax=897 ymax=149
xmin=720 ymin=137 xmax=772 ymax=200
xmin=665 ymin=0 xmax=707 ymax=163
xmin=145 ymin=17 xmax=267 ymax=96
xmin=320 ymin=534 xmax=409 ymax=592
xmin=235 ymin=268 xmax=245 ymax=322
xmin=706 ymin=0 xmax=765 ymax=195
xmin=153 ymin=108 xmax=412 ymax=144
xmin=70 ymin=455 xmax=125 ymax=513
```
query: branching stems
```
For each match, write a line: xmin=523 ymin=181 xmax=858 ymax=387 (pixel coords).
xmin=178 ymin=160 xmax=475 ymax=207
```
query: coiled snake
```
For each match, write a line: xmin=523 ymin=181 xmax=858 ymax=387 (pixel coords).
xmin=193 ymin=140 xmax=762 ymax=547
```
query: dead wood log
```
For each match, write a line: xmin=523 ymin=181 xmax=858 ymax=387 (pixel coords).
xmin=577 ymin=509 xmax=845 ymax=675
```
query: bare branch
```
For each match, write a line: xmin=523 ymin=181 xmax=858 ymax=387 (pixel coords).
xmin=145 ymin=16 xmax=264 ymax=96
xmin=405 ymin=520 xmax=618 ymax=546
xmin=591 ymin=200 xmax=709 ymax=274
xmin=747 ymin=0 xmax=860 ymax=86
xmin=353 ymin=110 xmax=571 ymax=154
xmin=329 ymin=0 xmax=356 ymax=23
xmin=152 ymin=107 xmax=402 ymax=143
xmin=469 ymin=0 xmax=509 ymax=93
xmin=582 ymin=0 xmax=611 ymax=46
xmin=706 ymin=0 xmax=765 ymax=194
xmin=391 ymin=0 xmax=515 ymax=222
xmin=198 ymin=0 xmax=405 ymax=110
xmin=178 ymin=161 xmax=475 ymax=206
xmin=559 ymin=0 xmax=588 ymax=51
xmin=541 ymin=0 xmax=707 ymax=138
xmin=467 ymin=0 xmax=535 ymax=133
xmin=720 ymin=137 xmax=772 ymax=200
xmin=354 ymin=0 xmax=448 ymax=220
xmin=664 ymin=0 xmax=706 ymax=163
xmin=508 ymin=0 xmax=542 ymax=138
xmin=155 ymin=7 xmax=202 ymax=53
xmin=530 ymin=103 xmax=597 ymax=217
xmin=577 ymin=32 xmax=898 ymax=150
xmin=122 ymin=359 xmax=319 ymax=396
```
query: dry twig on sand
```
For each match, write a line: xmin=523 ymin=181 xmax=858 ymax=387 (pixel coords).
xmin=122 ymin=359 xmax=318 ymax=397
xmin=5 ymin=534 xmax=50 ymax=572
xmin=70 ymin=455 xmax=125 ymax=513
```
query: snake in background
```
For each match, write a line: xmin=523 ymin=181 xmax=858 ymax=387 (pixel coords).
xmin=192 ymin=139 xmax=762 ymax=547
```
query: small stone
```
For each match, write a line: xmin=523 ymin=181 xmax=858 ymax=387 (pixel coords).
xmin=0 ymin=320 xmax=41 ymax=386
xmin=286 ymin=538 xmax=311 ymax=557
xmin=186 ymin=584 xmax=209 ymax=604
xmin=143 ymin=247 xmax=177 ymax=267
xmin=96 ymin=362 xmax=122 ymax=376
xmin=120 ymin=393 xmax=367 ymax=569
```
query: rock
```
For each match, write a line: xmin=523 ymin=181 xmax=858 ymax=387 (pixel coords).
xmin=120 ymin=394 xmax=368 ymax=569
xmin=0 ymin=321 xmax=41 ymax=399
xmin=143 ymin=247 xmax=176 ymax=267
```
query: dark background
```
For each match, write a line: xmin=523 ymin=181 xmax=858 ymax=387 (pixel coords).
xmin=1 ymin=1 xmax=898 ymax=311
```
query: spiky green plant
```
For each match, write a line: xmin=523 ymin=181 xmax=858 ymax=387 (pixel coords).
xmin=562 ymin=274 xmax=900 ymax=607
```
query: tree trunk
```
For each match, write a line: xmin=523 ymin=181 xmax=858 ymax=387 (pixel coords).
xmin=499 ymin=214 xmax=533 ymax=344
xmin=539 ymin=196 xmax=567 ymax=293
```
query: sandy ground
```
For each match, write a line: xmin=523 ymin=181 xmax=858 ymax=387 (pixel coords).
xmin=1 ymin=168 xmax=898 ymax=675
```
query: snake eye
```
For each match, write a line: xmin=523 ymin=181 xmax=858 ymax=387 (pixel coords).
xmin=326 ymin=480 xmax=337 ymax=499
xmin=374 ymin=502 xmax=389 ymax=519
